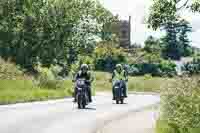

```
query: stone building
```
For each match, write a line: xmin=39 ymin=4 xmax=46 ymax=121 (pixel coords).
xmin=118 ymin=16 xmax=131 ymax=49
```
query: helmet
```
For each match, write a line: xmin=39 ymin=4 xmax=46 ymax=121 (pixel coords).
xmin=81 ymin=64 xmax=89 ymax=70
xmin=116 ymin=64 xmax=122 ymax=69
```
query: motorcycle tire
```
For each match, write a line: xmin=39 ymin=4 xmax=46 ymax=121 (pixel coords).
xmin=120 ymin=99 xmax=124 ymax=104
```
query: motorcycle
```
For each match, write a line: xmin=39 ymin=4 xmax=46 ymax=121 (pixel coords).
xmin=113 ymin=80 xmax=126 ymax=104
xmin=75 ymin=79 xmax=89 ymax=109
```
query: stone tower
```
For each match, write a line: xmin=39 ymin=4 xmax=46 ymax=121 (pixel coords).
xmin=119 ymin=16 xmax=131 ymax=48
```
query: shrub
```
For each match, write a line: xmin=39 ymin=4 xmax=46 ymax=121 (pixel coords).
xmin=94 ymin=45 xmax=126 ymax=71
xmin=127 ymin=60 xmax=176 ymax=77
xmin=50 ymin=64 xmax=62 ymax=79
xmin=0 ymin=58 xmax=28 ymax=80
xmin=183 ymin=57 xmax=200 ymax=75
xmin=35 ymin=66 xmax=66 ymax=90
xmin=157 ymin=76 xmax=200 ymax=133
xmin=70 ymin=55 xmax=94 ymax=77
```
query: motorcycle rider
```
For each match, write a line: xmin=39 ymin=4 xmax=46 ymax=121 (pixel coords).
xmin=112 ymin=64 xmax=128 ymax=100
xmin=73 ymin=64 xmax=93 ymax=103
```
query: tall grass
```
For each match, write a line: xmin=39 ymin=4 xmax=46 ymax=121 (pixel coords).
xmin=156 ymin=76 xmax=200 ymax=133
xmin=94 ymin=72 xmax=167 ymax=92
xmin=0 ymin=58 xmax=72 ymax=105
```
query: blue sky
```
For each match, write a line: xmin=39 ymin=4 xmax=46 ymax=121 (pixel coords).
xmin=100 ymin=0 xmax=200 ymax=48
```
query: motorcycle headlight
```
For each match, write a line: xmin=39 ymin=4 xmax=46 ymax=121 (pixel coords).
xmin=77 ymin=87 xmax=82 ymax=91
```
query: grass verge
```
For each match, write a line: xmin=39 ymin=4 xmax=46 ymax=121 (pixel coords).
xmin=0 ymin=71 xmax=168 ymax=105
xmin=0 ymin=80 xmax=73 ymax=105
xmin=94 ymin=71 xmax=169 ymax=92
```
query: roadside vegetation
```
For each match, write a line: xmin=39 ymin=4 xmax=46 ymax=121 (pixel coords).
xmin=0 ymin=58 xmax=73 ymax=104
xmin=94 ymin=71 xmax=167 ymax=92
xmin=147 ymin=0 xmax=200 ymax=133
xmin=156 ymin=76 xmax=200 ymax=133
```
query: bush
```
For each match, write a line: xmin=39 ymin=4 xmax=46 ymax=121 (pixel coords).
xmin=183 ymin=57 xmax=200 ymax=75
xmin=70 ymin=55 xmax=94 ymax=77
xmin=94 ymin=45 xmax=126 ymax=71
xmin=0 ymin=58 xmax=27 ymax=80
xmin=35 ymin=65 xmax=66 ymax=90
xmin=157 ymin=76 xmax=200 ymax=133
xmin=127 ymin=60 xmax=176 ymax=77
xmin=0 ymin=58 xmax=72 ymax=104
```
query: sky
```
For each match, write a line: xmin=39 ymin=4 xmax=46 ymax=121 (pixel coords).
xmin=100 ymin=0 xmax=200 ymax=48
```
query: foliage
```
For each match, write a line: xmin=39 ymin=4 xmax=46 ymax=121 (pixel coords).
xmin=94 ymin=42 xmax=127 ymax=71
xmin=144 ymin=36 xmax=161 ymax=54
xmin=183 ymin=56 xmax=200 ymax=74
xmin=160 ymin=19 xmax=192 ymax=60
xmin=0 ymin=58 xmax=28 ymax=80
xmin=70 ymin=55 xmax=94 ymax=77
xmin=0 ymin=80 xmax=72 ymax=105
xmin=0 ymin=0 xmax=115 ymax=70
xmin=94 ymin=71 xmax=167 ymax=92
xmin=148 ymin=0 xmax=200 ymax=30
xmin=191 ymin=0 xmax=200 ymax=12
xmin=0 ymin=58 xmax=72 ymax=104
xmin=161 ymin=20 xmax=182 ymax=60
xmin=178 ymin=20 xmax=193 ymax=57
xmin=148 ymin=0 xmax=196 ymax=60
xmin=158 ymin=76 xmax=200 ymax=133
xmin=127 ymin=60 xmax=176 ymax=77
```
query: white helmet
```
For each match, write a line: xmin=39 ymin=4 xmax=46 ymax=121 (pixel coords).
xmin=81 ymin=64 xmax=89 ymax=70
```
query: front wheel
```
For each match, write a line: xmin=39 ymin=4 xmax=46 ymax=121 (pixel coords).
xmin=77 ymin=94 xmax=83 ymax=109
xmin=116 ymin=100 xmax=119 ymax=104
xmin=120 ymin=99 xmax=124 ymax=104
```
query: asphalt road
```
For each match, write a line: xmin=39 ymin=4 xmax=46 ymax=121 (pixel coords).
xmin=99 ymin=106 xmax=159 ymax=133
xmin=0 ymin=93 xmax=160 ymax=133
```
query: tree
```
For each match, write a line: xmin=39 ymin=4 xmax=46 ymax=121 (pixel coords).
xmin=148 ymin=0 xmax=198 ymax=60
xmin=148 ymin=0 xmax=200 ymax=30
xmin=161 ymin=20 xmax=182 ymax=60
xmin=144 ymin=36 xmax=161 ymax=54
xmin=0 ymin=0 xmax=116 ymax=70
xmin=177 ymin=19 xmax=193 ymax=57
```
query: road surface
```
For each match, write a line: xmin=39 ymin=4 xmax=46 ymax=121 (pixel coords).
xmin=99 ymin=106 xmax=159 ymax=133
xmin=0 ymin=93 xmax=160 ymax=133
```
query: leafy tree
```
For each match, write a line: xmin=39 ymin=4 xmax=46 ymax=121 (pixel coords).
xmin=161 ymin=20 xmax=182 ymax=60
xmin=0 ymin=0 xmax=116 ymax=71
xmin=144 ymin=36 xmax=161 ymax=54
xmin=177 ymin=19 xmax=193 ymax=57
xmin=148 ymin=0 xmax=200 ymax=30
xmin=148 ymin=0 xmax=197 ymax=60
xmin=94 ymin=41 xmax=126 ymax=71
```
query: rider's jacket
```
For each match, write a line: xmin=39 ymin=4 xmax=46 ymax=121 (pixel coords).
xmin=112 ymin=70 xmax=127 ymax=82
xmin=74 ymin=71 xmax=93 ymax=85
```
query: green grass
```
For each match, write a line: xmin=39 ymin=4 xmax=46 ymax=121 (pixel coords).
xmin=155 ymin=119 xmax=200 ymax=133
xmin=0 ymin=59 xmax=170 ymax=105
xmin=93 ymin=71 xmax=168 ymax=92
xmin=0 ymin=80 xmax=73 ymax=105
xmin=0 ymin=71 xmax=168 ymax=105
